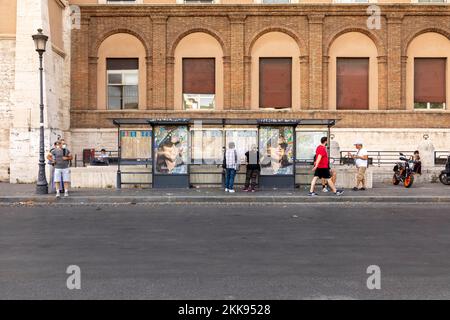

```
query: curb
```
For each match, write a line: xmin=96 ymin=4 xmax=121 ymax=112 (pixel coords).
xmin=1 ymin=195 xmax=450 ymax=204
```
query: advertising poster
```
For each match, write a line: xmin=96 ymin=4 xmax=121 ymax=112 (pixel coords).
xmin=191 ymin=130 xmax=223 ymax=165
xmin=225 ymin=130 xmax=258 ymax=164
xmin=259 ymin=126 xmax=294 ymax=175
xmin=154 ymin=125 xmax=188 ymax=174
xmin=120 ymin=130 xmax=152 ymax=160
xmin=296 ymin=131 xmax=327 ymax=164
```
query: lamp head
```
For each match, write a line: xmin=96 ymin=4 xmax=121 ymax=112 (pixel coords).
xmin=32 ymin=28 xmax=48 ymax=54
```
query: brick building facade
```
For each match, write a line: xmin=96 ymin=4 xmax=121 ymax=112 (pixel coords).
xmin=71 ymin=4 xmax=450 ymax=130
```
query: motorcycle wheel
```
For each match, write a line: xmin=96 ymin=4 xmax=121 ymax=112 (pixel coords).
xmin=439 ymin=173 xmax=450 ymax=185
xmin=404 ymin=175 xmax=414 ymax=188
xmin=392 ymin=174 xmax=400 ymax=185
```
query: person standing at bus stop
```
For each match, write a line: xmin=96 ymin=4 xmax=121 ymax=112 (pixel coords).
xmin=243 ymin=144 xmax=260 ymax=192
xmin=224 ymin=142 xmax=238 ymax=193
xmin=308 ymin=137 xmax=343 ymax=196
xmin=348 ymin=140 xmax=368 ymax=191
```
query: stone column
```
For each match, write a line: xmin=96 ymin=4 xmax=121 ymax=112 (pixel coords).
xmin=151 ymin=15 xmax=168 ymax=110
xmin=165 ymin=56 xmax=174 ymax=110
xmin=308 ymin=14 xmax=324 ymax=110
xmin=88 ymin=56 xmax=98 ymax=109
xmin=223 ymin=55 xmax=231 ymax=110
xmin=228 ymin=14 xmax=246 ymax=110
xmin=401 ymin=55 xmax=408 ymax=108
xmin=243 ymin=55 xmax=252 ymax=109
xmin=71 ymin=16 xmax=90 ymax=110
xmin=146 ymin=55 xmax=153 ymax=109
xmin=417 ymin=135 xmax=435 ymax=169
xmin=377 ymin=55 xmax=387 ymax=110
xmin=299 ymin=55 xmax=310 ymax=110
xmin=387 ymin=13 xmax=404 ymax=110
xmin=322 ymin=55 xmax=329 ymax=110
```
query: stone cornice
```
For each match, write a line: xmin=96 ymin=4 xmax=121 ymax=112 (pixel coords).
xmin=386 ymin=12 xmax=405 ymax=24
xmin=78 ymin=5 xmax=450 ymax=17
xmin=228 ymin=14 xmax=247 ymax=24
xmin=308 ymin=14 xmax=325 ymax=24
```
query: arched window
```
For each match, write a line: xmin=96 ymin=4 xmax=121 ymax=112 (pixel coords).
xmin=250 ymin=32 xmax=301 ymax=110
xmin=328 ymin=32 xmax=378 ymax=110
xmin=406 ymin=32 xmax=450 ymax=110
xmin=97 ymin=33 xmax=146 ymax=110
xmin=174 ymin=32 xmax=224 ymax=110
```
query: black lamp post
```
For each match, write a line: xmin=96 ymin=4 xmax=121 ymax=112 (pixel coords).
xmin=32 ymin=29 xmax=49 ymax=195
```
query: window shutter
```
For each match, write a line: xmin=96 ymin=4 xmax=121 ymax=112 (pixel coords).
xmin=414 ymin=58 xmax=446 ymax=103
xmin=336 ymin=58 xmax=369 ymax=110
xmin=259 ymin=58 xmax=292 ymax=109
xmin=182 ymin=58 xmax=215 ymax=94
xmin=107 ymin=58 xmax=139 ymax=70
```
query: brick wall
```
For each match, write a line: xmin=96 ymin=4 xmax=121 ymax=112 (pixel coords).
xmin=70 ymin=4 xmax=450 ymax=129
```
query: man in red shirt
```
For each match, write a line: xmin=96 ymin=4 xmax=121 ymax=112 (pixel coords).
xmin=308 ymin=137 xmax=343 ymax=196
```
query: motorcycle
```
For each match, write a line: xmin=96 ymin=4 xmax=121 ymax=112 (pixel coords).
xmin=439 ymin=156 xmax=450 ymax=185
xmin=392 ymin=153 xmax=415 ymax=188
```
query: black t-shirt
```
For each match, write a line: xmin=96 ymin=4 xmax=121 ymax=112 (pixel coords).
xmin=245 ymin=151 xmax=260 ymax=170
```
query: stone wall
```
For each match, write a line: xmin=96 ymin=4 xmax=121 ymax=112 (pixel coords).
xmin=0 ymin=38 xmax=15 ymax=181
xmin=9 ymin=0 xmax=71 ymax=183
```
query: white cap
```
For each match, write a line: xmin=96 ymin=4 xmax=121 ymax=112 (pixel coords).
xmin=354 ymin=140 xmax=364 ymax=145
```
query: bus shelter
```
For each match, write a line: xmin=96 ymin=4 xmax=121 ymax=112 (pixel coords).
xmin=113 ymin=118 xmax=337 ymax=189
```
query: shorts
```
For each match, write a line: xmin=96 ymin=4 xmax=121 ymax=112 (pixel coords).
xmin=54 ymin=168 xmax=70 ymax=182
xmin=314 ymin=168 xmax=331 ymax=179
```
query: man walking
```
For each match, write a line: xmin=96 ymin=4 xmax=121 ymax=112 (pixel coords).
xmin=348 ymin=140 xmax=368 ymax=191
xmin=224 ymin=142 xmax=238 ymax=193
xmin=308 ymin=137 xmax=343 ymax=196
xmin=243 ymin=144 xmax=260 ymax=192
xmin=48 ymin=140 xmax=73 ymax=198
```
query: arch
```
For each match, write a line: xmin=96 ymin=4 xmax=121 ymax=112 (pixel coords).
xmin=325 ymin=27 xmax=385 ymax=57
xmin=93 ymin=28 xmax=151 ymax=57
xmin=250 ymin=31 xmax=301 ymax=110
xmin=169 ymin=28 xmax=227 ymax=57
xmin=246 ymin=27 xmax=305 ymax=57
xmin=403 ymin=27 xmax=450 ymax=56
xmin=405 ymin=32 xmax=450 ymax=110
xmin=97 ymin=32 xmax=147 ymax=110
xmin=328 ymin=31 xmax=379 ymax=110
xmin=173 ymin=32 xmax=224 ymax=110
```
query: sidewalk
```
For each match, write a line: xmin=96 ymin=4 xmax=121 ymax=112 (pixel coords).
xmin=0 ymin=182 xmax=449 ymax=204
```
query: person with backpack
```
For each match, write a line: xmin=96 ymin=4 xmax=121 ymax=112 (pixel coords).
xmin=243 ymin=144 xmax=260 ymax=192
xmin=348 ymin=140 xmax=369 ymax=191
xmin=224 ymin=142 xmax=238 ymax=193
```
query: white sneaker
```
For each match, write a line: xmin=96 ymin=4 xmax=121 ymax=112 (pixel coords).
xmin=322 ymin=187 xmax=329 ymax=193
xmin=64 ymin=190 xmax=69 ymax=197
xmin=228 ymin=189 xmax=235 ymax=193
xmin=225 ymin=188 xmax=229 ymax=192
xmin=55 ymin=192 xmax=60 ymax=199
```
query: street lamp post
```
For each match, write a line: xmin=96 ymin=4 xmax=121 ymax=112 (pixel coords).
xmin=32 ymin=29 xmax=49 ymax=195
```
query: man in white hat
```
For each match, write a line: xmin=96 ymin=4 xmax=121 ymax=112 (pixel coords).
xmin=348 ymin=140 xmax=368 ymax=191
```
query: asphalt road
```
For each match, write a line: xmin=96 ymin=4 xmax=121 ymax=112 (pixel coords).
xmin=1 ymin=203 xmax=450 ymax=300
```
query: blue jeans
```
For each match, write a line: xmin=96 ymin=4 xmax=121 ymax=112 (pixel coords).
xmin=225 ymin=168 xmax=236 ymax=190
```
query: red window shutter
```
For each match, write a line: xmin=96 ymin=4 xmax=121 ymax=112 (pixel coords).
xmin=182 ymin=58 xmax=215 ymax=94
xmin=259 ymin=58 xmax=292 ymax=109
xmin=336 ymin=58 xmax=369 ymax=110
xmin=414 ymin=58 xmax=446 ymax=103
